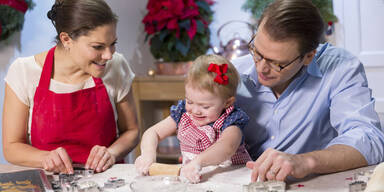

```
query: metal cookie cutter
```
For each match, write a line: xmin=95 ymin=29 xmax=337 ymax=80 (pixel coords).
xmin=104 ymin=177 xmax=126 ymax=189
xmin=51 ymin=165 xmax=95 ymax=192
xmin=243 ymin=181 xmax=286 ymax=192
xmin=76 ymin=180 xmax=101 ymax=192
xmin=348 ymin=169 xmax=373 ymax=192
xmin=349 ymin=180 xmax=367 ymax=192
xmin=73 ymin=164 xmax=95 ymax=178
xmin=353 ymin=170 xmax=373 ymax=183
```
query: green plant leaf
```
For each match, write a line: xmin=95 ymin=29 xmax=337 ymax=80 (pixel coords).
xmin=159 ymin=30 xmax=169 ymax=42
xmin=242 ymin=0 xmax=337 ymax=22
xmin=150 ymin=36 xmax=162 ymax=51
xmin=144 ymin=34 xmax=150 ymax=42
xmin=196 ymin=20 xmax=205 ymax=34
xmin=196 ymin=1 xmax=211 ymax=13
xmin=0 ymin=0 xmax=35 ymax=42
xmin=167 ymin=35 xmax=176 ymax=50
xmin=179 ymin=20 xmax=191 ymax=30
xmin=176 ymin=40 xmax=190 ymax=56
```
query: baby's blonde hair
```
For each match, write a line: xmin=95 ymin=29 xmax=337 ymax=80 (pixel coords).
xmin=186 ymin=54 xmax=239 ymax=100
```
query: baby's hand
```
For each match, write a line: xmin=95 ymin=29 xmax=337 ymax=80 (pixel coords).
xmin=180 ymin=160 xmax=202 ymax=183
xmin=134 ymin=154 xmax=156 ymax=176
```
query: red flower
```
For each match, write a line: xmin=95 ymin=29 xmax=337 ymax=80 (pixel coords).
xmin=0 ymin=0 xmax=29 ymax=13
xmin=204 ymin=0 xmax=215 ymax=5
xmin=180 ymin=7 xmax=199 ymax=19
xmin=187 ymin=19 xmax=197 ymax=40
xmin=167 ymin=18 xmax=180 ymax=37
xmin=144 ymin=24 xmax=155 ymax=35
xmin=143 ymin=0 xmax=212 ymax=40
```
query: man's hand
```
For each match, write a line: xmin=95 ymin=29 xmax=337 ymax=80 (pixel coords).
xmin=85 ymin=145 xmax=116 ymax=172
xmin=42 ymin=147 xmax=73 ymax=174
xmin=246 ymin=148 xmax=314 ymax=182
xmin=134 ymin=154 xmax=156 ymax=176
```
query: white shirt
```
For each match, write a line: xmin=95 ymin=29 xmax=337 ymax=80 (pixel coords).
xmin=5 ymin=52 xmax=135 ymax=140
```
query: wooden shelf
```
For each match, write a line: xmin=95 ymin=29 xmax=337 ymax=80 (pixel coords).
xmin=132 ymin=75 xmax=185 ymax=101
xmin=132 ymin=75 xmax=185 ymax=162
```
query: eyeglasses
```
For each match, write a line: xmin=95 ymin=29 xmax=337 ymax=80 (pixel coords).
xmin=248 ymin=36 xmax=303 ymax=72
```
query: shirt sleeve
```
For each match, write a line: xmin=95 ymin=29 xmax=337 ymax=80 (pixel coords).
xmin=116 ymin=53 xmax=135 ymax=102
xmin=221 ymin=107 xmax=249 ymax=144
xmin=222 ymin=107 xmax=250 ymax=131
xmin=4 ymin=58 xmax=30 ymax=106
xmin=103 ymin=53 xmax=135 ymax=103
xmin=170 ymin=100 xmax=186 ymax=125
xmin=327 ymin=57 xmax=384 ymax=165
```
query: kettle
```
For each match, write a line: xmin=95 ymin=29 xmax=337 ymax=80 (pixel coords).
xmin=212 ymin=20 xmax=256 ymax=60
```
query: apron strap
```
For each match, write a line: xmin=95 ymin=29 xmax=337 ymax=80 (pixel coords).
xmin=38 ymin=46 xmax=56 ymax=90
xmin=212 ymin=105 xmax=234 ymax=139
xmin=92 ymin=77 xmax=103 ymax=85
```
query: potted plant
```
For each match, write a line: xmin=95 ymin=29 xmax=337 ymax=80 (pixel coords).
xmin=142 ymin=0 xmax=214 ymax=75
xmin=0 ymin=0 xmax=35 ymax=42
xmin=242 ymin=0 xmax=337 ymax=27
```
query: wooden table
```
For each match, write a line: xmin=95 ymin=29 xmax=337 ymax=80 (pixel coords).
xmin=0 ymin=164 xmax=377 ymax=192
xmin=131 ymin=75 xmax=185 ymax=159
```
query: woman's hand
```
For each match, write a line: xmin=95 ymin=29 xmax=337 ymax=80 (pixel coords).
xmin=85 ymin=145 xmax=116 ymax=172
xmin=134 ymin=154 xmax=156 ymax=175
xmin=180 ymin=160 xmax=202 ymax=183
xmin=42 ymin=147 xmax=73 ymax=174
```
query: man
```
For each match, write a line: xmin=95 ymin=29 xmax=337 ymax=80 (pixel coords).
xmin=233 ymin=0 xmax=384 ymax=182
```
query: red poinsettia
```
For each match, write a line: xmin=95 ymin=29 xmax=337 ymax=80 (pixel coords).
xmin=143 ymin=0 xmax=214 ymax=62
xmin=143 ymin=0 xmax=212 ymax=40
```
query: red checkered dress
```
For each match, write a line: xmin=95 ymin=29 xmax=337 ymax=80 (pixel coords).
xmin=177 ymin=106 xmax=251 ymax=165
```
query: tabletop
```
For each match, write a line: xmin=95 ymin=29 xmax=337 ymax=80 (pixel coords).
xmin=0 ymin=163 xmax=377 ymax=192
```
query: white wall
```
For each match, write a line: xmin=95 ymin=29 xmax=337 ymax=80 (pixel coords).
xmin=0 ymin=0 xmax=249 ymax=164
xmin=332 ymin=0 xmax=384 ymax=126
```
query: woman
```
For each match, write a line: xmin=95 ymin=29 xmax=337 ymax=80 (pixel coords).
xmin=2 ymin=0 xmax=139 ymax=174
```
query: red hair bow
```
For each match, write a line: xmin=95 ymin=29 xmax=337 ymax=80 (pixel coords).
xmin=208 ymin=63 xmax=229 ymax=85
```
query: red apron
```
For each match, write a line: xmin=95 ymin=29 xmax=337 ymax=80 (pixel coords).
xmin=31 ymin=47 xmax=117 ymax=164
xmin=177 ymin=106 xmax=251 ymax=165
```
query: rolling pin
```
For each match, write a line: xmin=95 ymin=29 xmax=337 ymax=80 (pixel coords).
xmin=148 ymin=163 xmax=182 ymax=176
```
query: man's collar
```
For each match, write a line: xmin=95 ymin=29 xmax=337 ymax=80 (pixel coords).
xmin=249 ymin=66 xmax=258 ymax=85
xmin=306 ymin=43 xmax=329 ymax=78
xmin=247 ymin=68 xmax=272 ymax=93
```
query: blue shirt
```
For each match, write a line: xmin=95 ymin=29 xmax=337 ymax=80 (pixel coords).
xmin=233 ymin=43 xmax=384 ymax=165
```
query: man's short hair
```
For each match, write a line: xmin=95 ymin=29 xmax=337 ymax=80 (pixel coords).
xmin=258 ymin=0 xmax=325 ymax=54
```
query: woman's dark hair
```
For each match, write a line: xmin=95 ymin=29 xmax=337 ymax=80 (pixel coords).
xmin=258 ymin=0 xmax=324 ymax=54
xmin=47 ymin=0 xmax=118 ymax=45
